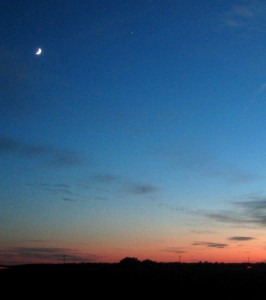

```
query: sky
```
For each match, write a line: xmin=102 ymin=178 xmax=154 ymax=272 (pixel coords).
xmin=1 ymin=0 xmax=266 ymax=265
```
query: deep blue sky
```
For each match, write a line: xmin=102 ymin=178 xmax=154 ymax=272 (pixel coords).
xmin=1 ymin=0 xmax=266 ymax=264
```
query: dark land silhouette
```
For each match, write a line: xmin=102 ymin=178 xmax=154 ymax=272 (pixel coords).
xmin=2 ymin=258 xmax=266 ymax=296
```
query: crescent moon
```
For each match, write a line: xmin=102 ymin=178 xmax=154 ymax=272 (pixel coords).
xmin=35 ymin=48 xmax=42 ymax=55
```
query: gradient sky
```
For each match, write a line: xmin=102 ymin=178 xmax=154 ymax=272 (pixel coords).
xmin=2 ymin=0 xmax=266 ymax=265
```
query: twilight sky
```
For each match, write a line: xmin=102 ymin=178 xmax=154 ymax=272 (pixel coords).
xmin=1 ymin=0 xmax=266 ymax=264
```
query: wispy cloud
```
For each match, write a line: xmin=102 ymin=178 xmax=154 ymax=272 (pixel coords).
xmin=0 ymin=247 xmax=98 ymax=264
xmin=161 ymin=247 xmax=186 ymax=254
xmin=223 ymin=4 xmax=253 ymax=28
xmin=205 ymin=212 xmax=245 ymax=224
xmin=127 ymin=183 xmax=158 ymax=195
xmin=63 ymin=198 xmax=75 ymax=202
xmin=210 ymin=169 xmax=258 ymax=184
xmin=54 ymin=184 xmax=69 ymax=188
xmin=228 ymin=236 xmax=255 ymax=241
xmin=76 ymin=195 xmax=108 ymax=202
xmin=158 ymin=202 xmax=185 ymax=213
xmin=51 ymin=153 xmax=85 ymax=167
xmin=222 ymin=2 xmax=266 ymax=31
xmin=0 ymin=136 xmax=86 ymax=167
xmin=235 ymin=196 xmax=266 ymax=226
xmin=236 ymin=195 xmax=266 ymax=209
xmin=233 ymin=5 xmax=254 ymax=18
xmin=192 ymin=241 xmax=228 ymax=249
xmin=257 ymin=82 xmax=266 ymax=94
xmin=26 ymin=183 xmax=72 ymax=195
xmin=89 ymin=174 xmax=117 ymax=183
xmin=204 ymin=193 xmax=266 ymax=227
xmin=27 ymin=182 xmax=111 ymax=203
xmin=25 ymin=239 xmax=46 ymax=244
xmin=82 ymin=173 xmax=159 ymax=197
xmin=191 ymin=230 xmax=214 ymax=234
xmin=46 ymin=187 xmax=72 ymax=195
xmin=171 ymin=147 xmax=258 ymax=185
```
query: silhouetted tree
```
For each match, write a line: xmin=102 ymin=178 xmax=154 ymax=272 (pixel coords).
xmin=142 ymin=259 xmax=156 ymax=265
xmin=119 ymin=257 xmax=140 ymax=266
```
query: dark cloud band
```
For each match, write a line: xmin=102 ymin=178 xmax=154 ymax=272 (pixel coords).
xmin=0 ymin=136 xmax=85 ymax=167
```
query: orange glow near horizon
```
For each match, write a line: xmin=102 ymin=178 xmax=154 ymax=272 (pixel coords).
xmin=2 ymin=235 xmax=266 ymax=265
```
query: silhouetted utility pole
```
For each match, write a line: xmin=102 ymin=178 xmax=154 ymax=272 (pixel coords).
xmin=63 ymin=255 xmax=66 ymax=264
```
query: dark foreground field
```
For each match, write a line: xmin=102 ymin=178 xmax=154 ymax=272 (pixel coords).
xmin=2 ymin=261 xmax=266 ymax=296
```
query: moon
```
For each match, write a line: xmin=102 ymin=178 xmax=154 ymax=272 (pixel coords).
xmin=35 ymin=48 xmax=42 ymax=55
